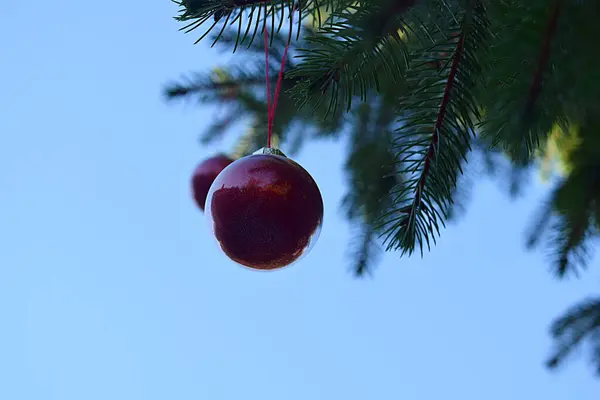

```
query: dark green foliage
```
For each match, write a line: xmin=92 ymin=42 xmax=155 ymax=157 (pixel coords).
xmin=547 ymin=297 xmax=600 ymax=376
xmin=381 ymin=1 xmax=489 ymax=256
xmin=526 ymin=114 xmax=600 ymax=278
xmin=341 ymin=99 xmax=399 ymax=275
xmin=165 ymin=27 xmax=345 ymax=154
xmin=165 ymin=0 xmax=600 ymax=376
xmin=286 ymin=2 xmax=412 ymax=114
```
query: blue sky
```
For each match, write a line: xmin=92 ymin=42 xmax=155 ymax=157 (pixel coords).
xmin=1 ymin=1 xmax=598 ymax=399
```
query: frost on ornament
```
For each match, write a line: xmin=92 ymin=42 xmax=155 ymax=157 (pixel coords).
xmin=191 ymin=154 xmax=234 ymax=212
xmin=206 ymin=147 xmax=324 ymax=270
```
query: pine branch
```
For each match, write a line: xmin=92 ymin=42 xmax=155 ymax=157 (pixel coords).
xmin=525 ymin=166 xmax=598 ymax=278
xmin=164 ymin=65 xmax=300 ymax=103
xmin=174 ymin=0 xmax=354 ymax=48
xmin=522 ymin=0 xmax=562 ymax=124
xmin=198 ymin=108 xmax=243 ymax=144
xmin=168 ymin=0 xmax=600 ymax=301
xmin=548 ymin=212 xmax=594 ymax=278
xmin=446 ymin=153 xmax=473 ymax=223
xmin=164 ymin=26 xmax=305 ymax=103
xmin=525 ymin=199 xmax=554 ymax=250
xmin=478 ymin=1 xmax=564 ymax=163
xmin=342 ymin=100 xmax=399 ymax=275
xmin=547 ymin=296 xmax=600 ymax=376
xmin=349 ymin=224 xmax=382 ymax=277
xmin=230 ymin=119 xmax=282 ymax=157
xmin=165 ymin=77 xmax=247 ymax=99
xmin=381 ymin=1 xmax=490 ymax=256
xmin=286 ymin=0 xmax=417 ymax=115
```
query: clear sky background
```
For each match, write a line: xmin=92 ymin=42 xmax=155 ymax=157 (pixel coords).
xmin=1 ymin=1 xmax=598 ymax=399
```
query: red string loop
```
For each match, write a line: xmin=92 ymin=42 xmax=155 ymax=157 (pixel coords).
xmin=263 ymin=4 xmax=296 ymax=148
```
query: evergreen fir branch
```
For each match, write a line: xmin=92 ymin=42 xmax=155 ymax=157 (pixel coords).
xmin=163 ymin=66 xmax=297 ymax=103
xmin=173 ymin=0 xmax=353 ymax=48
xmin=342 ymin=100 xmax=399 ymax=275
xmin=165 ymin=76 xmax=246 ymax=100
xmin=525 ymin=199 xmax=554 ymax=250
xmin=382 ymin=1 xmax=489 ymax=256
xmin=223 ymin=76 xmax=324 ymax=154
xmin=286 ymin=0 xmax=417 ymax=115
xmin=547 ymin=296 xmax=600 ymax=376
xmin=507 ymin=161 xmax=532 ymax=198
xmin=471 ymin=136 xmax=505 ymax=178
xmin=555 ymin=2 xmax=600 ymax=124
xmin=550 ymin=216 xmax=594 ymax=278
xmin=449 ymin=138 xmax=524 ymax=221
xmin=524 ymin=113 xmax=600 ymax=279
xmin=198 ymin=107 xmax=244 ymax=144
xmin=471 ymin=136 xmax=535 ymax=199
xmin=446 ymin=152 xmax=473 ymax=223
xmin=230 ymin=120 xmax=283 ymax=157
xmin=165 ymin=0 xmax=600 ymax=375
xmin=478 ymin=1 xmax=564 ymax=163
xmin=163 ymin=40 xmax=346 ymax=153
xmin=164 ymin=28 xmax=299 ymax=103
xmin=522 ymin=0 xmax=562 ymax=125
xmin=175 ymin=0 xmax=293 ymax=49
xmin=525 ymin=171 xmax=598 ymax=278
xmin=212 ymin=27 xmax=294 ymax=58
xmin=348 ymin=223 xmax=382 ymax=277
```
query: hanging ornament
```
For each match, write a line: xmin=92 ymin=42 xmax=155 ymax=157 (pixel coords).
xmin=191 ymin=154 xmax=234 ymax=211
xmin=205 ymin=5 xmax=323 ymax=270
xmin=206 ymin=147 xmax=323 ymax=270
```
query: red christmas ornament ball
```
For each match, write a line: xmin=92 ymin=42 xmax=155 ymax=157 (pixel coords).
xmin=191 ymin=154 xmax=234 ymax=211
xmin=206 ymin=148 xmax=323 ymax=270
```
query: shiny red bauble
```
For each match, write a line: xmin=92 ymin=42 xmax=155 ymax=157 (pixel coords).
xmin=191 ymin=154 xmax=234 ymax=211
xmin=206 ymin=148 xmax=323 ymax=270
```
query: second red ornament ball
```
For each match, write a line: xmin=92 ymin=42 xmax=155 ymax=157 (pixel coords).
xmin=206 ymin=148 xmax=323 ymax=270
xmin=191 ymin=154 xmax=234 ymax=211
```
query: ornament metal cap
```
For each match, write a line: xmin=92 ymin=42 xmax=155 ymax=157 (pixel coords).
xmin=253 ymin=147 xmax=287 ymax=158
